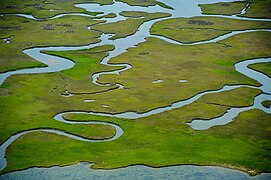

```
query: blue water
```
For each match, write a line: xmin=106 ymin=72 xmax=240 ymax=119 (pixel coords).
xmin=1 ymin=163 xmax=270 ymax=180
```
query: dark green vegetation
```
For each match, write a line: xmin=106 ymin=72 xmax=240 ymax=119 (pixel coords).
xmin=94 ymin=13 xmax=117 ymax=19
xmin=92 ymin=11 xmax=170 ymax=40
xmin=151 ymin=16 xmax=271 ymax=43
xmin=262 ymin=100 xmax=271 ymax=108
xmin=199 ymin=0 xmax=271 ymax=18
xmin=249 ymin=62 xmax=271 ymax=78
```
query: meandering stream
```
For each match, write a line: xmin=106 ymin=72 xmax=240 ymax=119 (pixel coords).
xmin=0 ymin=0 xmax=271 ymax=177
xmin=189 ymin=58 xmax=271 ymax=130
xmin=0 ymin=115 xmax=123 ymax=171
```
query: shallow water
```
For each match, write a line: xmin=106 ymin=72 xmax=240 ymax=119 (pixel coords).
xmin=152 ymin=79 xmax=164 ymax=83
xmin=1 ymin=162 xmax=270 ymax=180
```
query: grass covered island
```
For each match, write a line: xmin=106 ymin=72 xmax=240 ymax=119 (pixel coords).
xmin=199 ymin=0 xmax=271 ymax=18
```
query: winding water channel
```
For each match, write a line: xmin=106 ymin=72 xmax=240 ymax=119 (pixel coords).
xmin=0 ymin=0 xmax=271 ymax=178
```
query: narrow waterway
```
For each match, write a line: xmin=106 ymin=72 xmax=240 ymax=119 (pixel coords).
xmin=188 ymin=58 xmax=271 ymax=130
xmin=0 ymin=117 xmax=123 ymax=171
